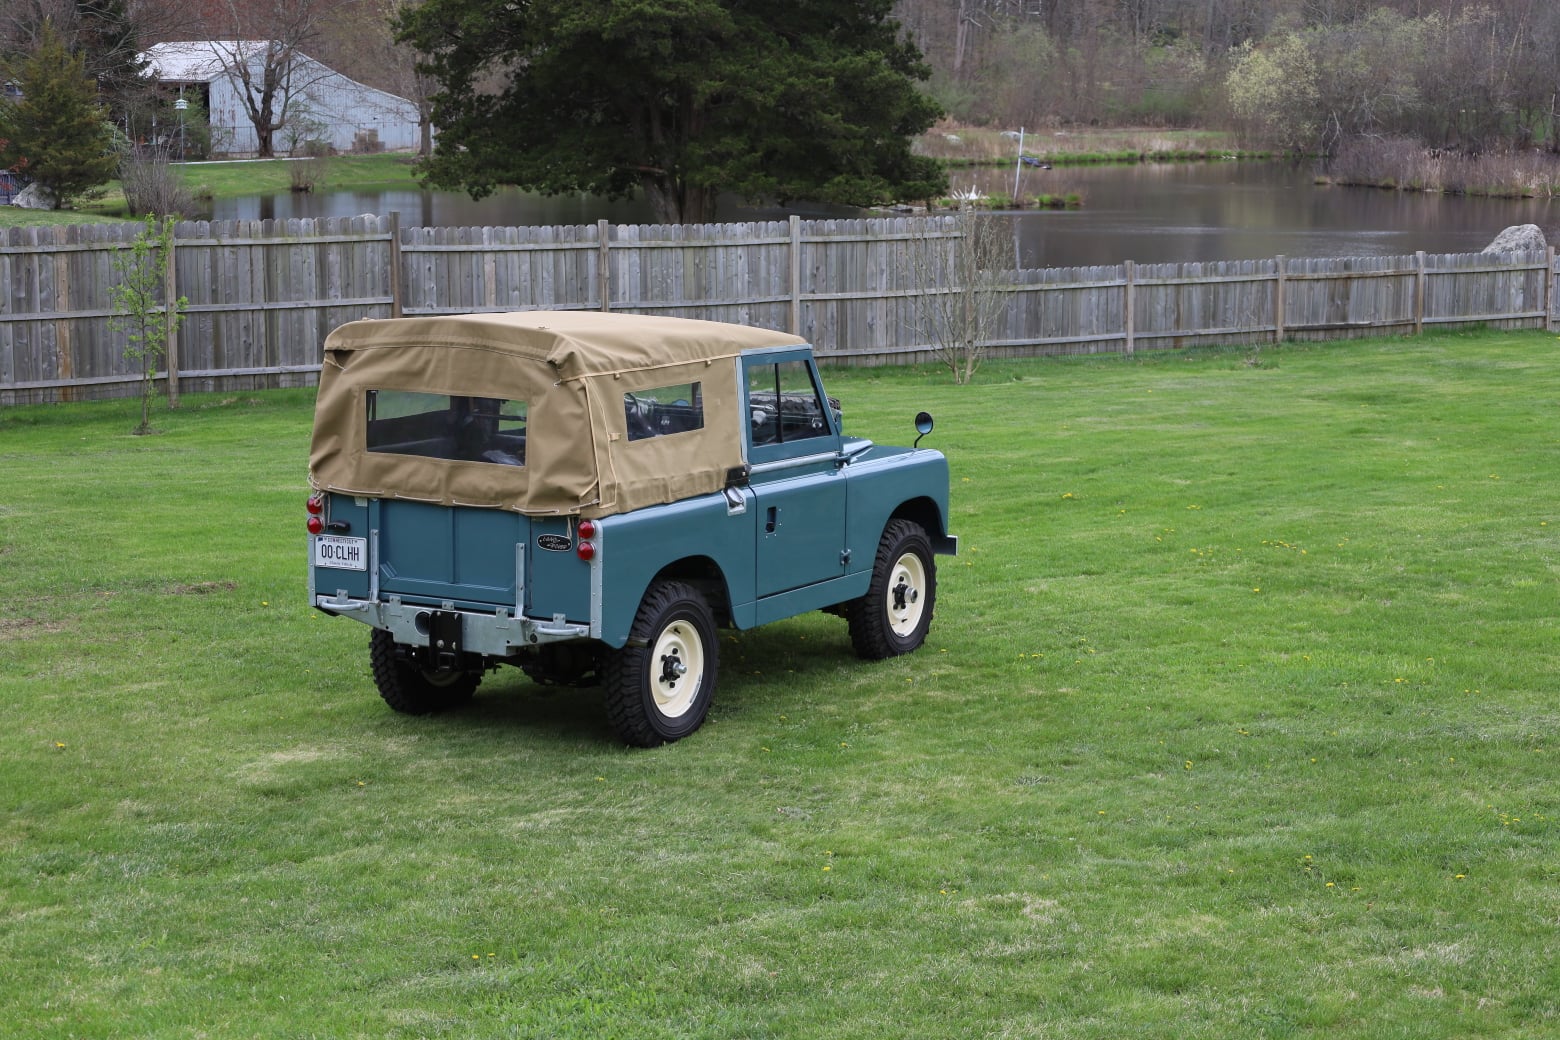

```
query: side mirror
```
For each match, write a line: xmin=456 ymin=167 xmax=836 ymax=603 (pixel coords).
xmin=913 ymin=411 xmax=934 ymax=448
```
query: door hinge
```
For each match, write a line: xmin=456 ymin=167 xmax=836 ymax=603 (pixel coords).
xmin=840 ymin=548 xmax=852 ymax=567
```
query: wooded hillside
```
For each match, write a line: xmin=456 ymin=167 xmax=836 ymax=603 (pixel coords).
xmin=894 ymin=0 xmax=1560 ymax=155
xmin=5 ymin=0 xmax=1556 ymax=160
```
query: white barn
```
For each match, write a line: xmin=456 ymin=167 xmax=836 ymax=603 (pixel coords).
xmin=141 ymin=41 xmax=423 ymax=156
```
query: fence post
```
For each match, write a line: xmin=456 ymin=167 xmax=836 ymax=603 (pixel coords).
xmin=1547 ymin=247 xmax=1555 ymax=331
xmin=1123 ymin=259 xmax=1135 ymax=356
xmin=165 ymin=229 xmax=180 ymax=408
xmin=789 ymin=215 xmax=802 ymax=335
xmin=598 ymin=219 xmax=612 ymax=311
xmin=388 ymin=211 xmax=403 ymax=319
xmin=53 ymin=229 xmax=74 ymax=402
xmin=1414 ymin=250 xmax=1426 ymax=335
xmin=1273 ymin=255 xmax=1286 ymax=345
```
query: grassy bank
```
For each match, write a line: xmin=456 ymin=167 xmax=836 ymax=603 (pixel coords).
xmin=1319 ymin=136 xmax=1560 ymax=199
xmin=0 ymin=153 xmax=425 ymax=227
xmin=172 ymin=152 xmax=423 ymax=199
xmin=916 ymin=125 xmax=1269 ymax=167
xmin=3 ymin=330 xmax=1558 ymax=1038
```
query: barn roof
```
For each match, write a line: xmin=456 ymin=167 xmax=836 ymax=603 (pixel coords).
xmin=140 ymin=41 xmax=269 ymax=83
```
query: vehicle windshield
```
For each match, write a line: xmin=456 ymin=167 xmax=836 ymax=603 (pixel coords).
xmin=366 ymin=390 xmax=527 ymax=466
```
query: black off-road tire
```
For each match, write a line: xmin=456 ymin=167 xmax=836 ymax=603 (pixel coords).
xmin=602 ymin=581 xmax=718 ymax=747
xmin=846 ymin=519 xmax=937 ymax=660
xmin=369 ymin=628 xmax=480 ymax=715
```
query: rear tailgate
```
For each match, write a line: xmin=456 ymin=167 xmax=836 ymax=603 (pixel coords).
xmin=376 ymin=500 xmax=526 ymax=607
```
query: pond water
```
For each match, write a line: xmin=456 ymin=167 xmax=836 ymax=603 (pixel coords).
xmin=202 ymin=160 xmax=1560 ymax=268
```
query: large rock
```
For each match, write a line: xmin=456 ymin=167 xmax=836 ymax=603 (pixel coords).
xmin=12 ymin=182 xmax=56 ymax=210
xmin=1482 ymin=224 xmax=1547 ymax=254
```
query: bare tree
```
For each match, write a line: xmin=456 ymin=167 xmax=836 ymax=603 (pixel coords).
xmin=192 ymin=0 xmax=344 ymax=157
xmin=905 ymin=208 xmax=1013 ymax=385
xmin=0 ymin=0 xmax=74 ymax=55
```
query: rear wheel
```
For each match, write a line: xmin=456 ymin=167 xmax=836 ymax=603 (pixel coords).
xmin=369 ymin=628 xmax=480 ymax=714
xmin=846 ymin=519 xmax=937 ymax=660
xmin=603 ymin=581 xmax=718 ymax=747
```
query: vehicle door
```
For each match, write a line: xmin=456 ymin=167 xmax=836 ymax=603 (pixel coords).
xmin=742 ymin=350 xmax=847 ymax=597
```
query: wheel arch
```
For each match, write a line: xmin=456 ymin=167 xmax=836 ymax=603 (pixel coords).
xmin=647 ymin=555 xmax=734 ymax=627
xmin=888 ymin=495 xmax=948 ymax=543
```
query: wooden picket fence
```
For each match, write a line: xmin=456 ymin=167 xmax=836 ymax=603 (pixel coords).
xmin=1 ymin=213 xmax=1553 ymax=405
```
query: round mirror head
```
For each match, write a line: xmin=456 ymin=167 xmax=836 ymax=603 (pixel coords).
xmin=914 ymin=411 xmax=934 ymax=436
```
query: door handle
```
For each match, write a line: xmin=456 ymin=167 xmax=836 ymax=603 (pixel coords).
xmin=765 ymin=506 xmax=778 ymax=534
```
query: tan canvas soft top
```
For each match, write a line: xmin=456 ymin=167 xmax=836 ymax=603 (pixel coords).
xmin=309 ymin=311 xmax=808 ymax=517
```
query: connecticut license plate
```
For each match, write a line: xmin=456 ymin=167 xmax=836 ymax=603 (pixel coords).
xmin=313 ymin=534 xmax=367 ymax=571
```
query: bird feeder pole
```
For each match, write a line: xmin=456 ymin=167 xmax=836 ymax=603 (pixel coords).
xmin=1012 ymin=127 xmax=1025 ymax=205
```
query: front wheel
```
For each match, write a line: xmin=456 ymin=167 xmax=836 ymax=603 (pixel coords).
xmin=369 ymin=628 xmax=480 ymax=715
xmin=603 ymin=581 xmax=718 ymax=747
xmin=846 ymin=519 xmax=937 ymax=660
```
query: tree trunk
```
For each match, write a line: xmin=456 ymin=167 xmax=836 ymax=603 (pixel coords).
xmin=641 ymin=176 xmax=718 ymax=224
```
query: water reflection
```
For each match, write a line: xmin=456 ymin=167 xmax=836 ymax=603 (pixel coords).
xmin=205 ymin=185 xmax=859 ymax=228
xmin=982 ymin=161 xmax=1559 ymax=267
xmin=202 ymin=161 xmax=1560 ymax=267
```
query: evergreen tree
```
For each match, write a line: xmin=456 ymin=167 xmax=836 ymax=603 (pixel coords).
xmin=0 ymin=25 xmax=118 ymax=207
xmin=397 ymin=0 xmax=946 ymax=223
xmin=75 ymin=0 xmax=151 ymax=122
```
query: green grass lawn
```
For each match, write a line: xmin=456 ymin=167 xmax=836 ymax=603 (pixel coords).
xmin=3 ymin=330 xmax=1558 ymax=1038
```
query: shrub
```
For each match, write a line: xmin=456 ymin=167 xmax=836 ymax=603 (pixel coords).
xmin=119 ymin=143 xmax=193 ymax=217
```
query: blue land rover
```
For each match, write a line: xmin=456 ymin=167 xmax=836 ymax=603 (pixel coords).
xmin=307 ymin=311 xmax=957 ymax=745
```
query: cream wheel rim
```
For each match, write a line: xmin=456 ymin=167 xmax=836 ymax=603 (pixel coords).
xmin=650 ymin=619 xmax=704 ymax=718
xmin=886 ymin=552 xmax=928 ymax=637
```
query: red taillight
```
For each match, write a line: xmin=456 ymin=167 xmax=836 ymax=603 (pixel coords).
xmin=307 ymin=515 xmax=325 ymax=535
xmin=576 ymin=518 xmax=598 ymax=561
xmin=306 ymin=494 xmax=324 ymax=515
